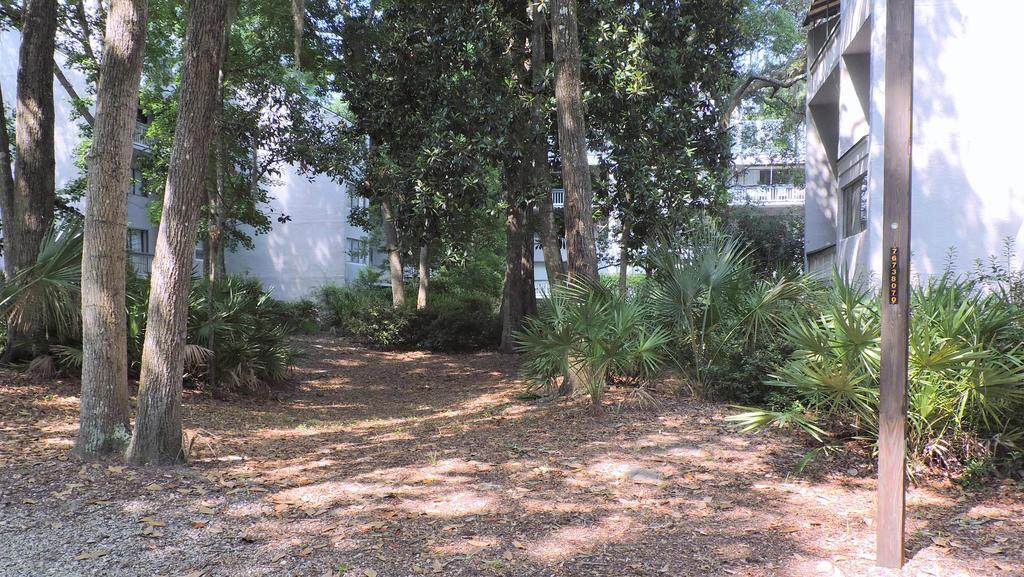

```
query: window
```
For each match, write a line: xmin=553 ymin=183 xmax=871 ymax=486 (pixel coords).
xmin=130 ymin=166 xmax=147 ymax=196
xmin=842 ymin=175 xmax=868 ymax=237
xmin=348 ymin=238 xmax=368 ymax=264
xmin=127 ymin=228 xmax=150 ymax=254
xmin=758 ymin=169 xmax=772 ymax=186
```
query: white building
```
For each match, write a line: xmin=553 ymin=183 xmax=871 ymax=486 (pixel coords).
xmin=729 ymin=119 xmax=806 ymax=210
xmin=0 ymin=29 xmax=373 ymax=301
xmin=804 ymin=0 xmax=1024 ymax=279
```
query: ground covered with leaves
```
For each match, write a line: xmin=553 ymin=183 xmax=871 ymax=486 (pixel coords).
xmin=1 ymin=336 xmax=1021 ymax=577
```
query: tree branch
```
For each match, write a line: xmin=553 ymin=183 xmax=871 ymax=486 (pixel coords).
xmin=721 ymin=71 xmax=807 ymax=130
xmin=53 ymin=64 xmax=94 ymax=127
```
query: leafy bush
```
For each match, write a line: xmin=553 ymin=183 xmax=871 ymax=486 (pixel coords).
xmin=344 ymin=301 xmax=414 ymax=349
xmin=516 ymin=280 xmax=671 ymax=404
xmin=264 ymin=298 xmax=319 ymax=335
xmin=414 ymin=294 xmax=500 ymax=353
xmin=647 ymin=220 xmax=810 ymax=397
xmin=187 ymin=276 xmax=302 ymax=393
xmin=731 ymin=271 xmax=1024 ymax=475
xmin=344 ymin=292 xmax=499 ymax=353
xmin=316 ymin=283 xmax=389 ymax=333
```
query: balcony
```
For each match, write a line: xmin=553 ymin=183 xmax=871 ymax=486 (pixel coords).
xmin=551 ymin=188 xmax=564 ymax=208
xmin=129 ymin=252 xmax=153 ymax=276
xmin=730 ymin=185 xmax=805 ymax=207
xmin=133 ymin=121 xmax=153 ymax=151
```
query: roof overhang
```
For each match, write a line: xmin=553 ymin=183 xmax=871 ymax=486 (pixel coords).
xmin=804 ymin=0 xmax=840 ymax=27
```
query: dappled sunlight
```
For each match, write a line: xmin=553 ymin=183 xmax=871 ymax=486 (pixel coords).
xmin=2 ymin=338 xmax=1021 ymax=576
xmin=524 ymin=514 xmax=636 ymax=563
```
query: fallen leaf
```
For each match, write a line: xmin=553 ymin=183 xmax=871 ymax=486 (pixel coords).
xmin=981 ymin=546 xmax=1004 ymax=555
xmin=198 ymin=505 xmax=216 ymax=515
xmin=364 ymin=569 xmax=378 ymax=577
xmin=145 ymin=483 xmax=162 ymax=492
xmin=75 ymin=548 xmax=111 ymax=561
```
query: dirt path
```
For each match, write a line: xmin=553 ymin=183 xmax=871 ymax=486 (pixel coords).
xmin=1 ymin=336 xmax=1021 ymax=577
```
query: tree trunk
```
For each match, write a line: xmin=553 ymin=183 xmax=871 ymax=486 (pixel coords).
xmin=530 ymin=2 xmax=563 ymax=290
xmin=205 ymin=0 xmax=236 ymax=395
xmin=127 ymin=0 xmax=228 ymax=466
xmin=416 ymin=244 xmax=429 ymax=310
xmin=551 ymin=0 xmax=598 ymax=284
xmin=75 ymin=0 xmax=148 ymax=460
xmin=618 ymin=215 xmax=630 ymax=296
xmin=521 ymin=208 xmax=537 ymax=316
xmin=500 ymin=175 xmax=526 ymax=354
xmin=291 ymin=0 xmax=305 ymax=67
xmin=5 ymin=0 xmax=58 ymax=358
xmin=0 ymin=82 xmax=15 ymax=278
xmin=381 ymin=197 xmax=405 ymax=307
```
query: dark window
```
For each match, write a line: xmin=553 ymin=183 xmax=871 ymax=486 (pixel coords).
xmin=842 ymin=175 xmax=868 ymax=237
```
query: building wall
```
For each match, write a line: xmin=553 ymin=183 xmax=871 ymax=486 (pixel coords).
xmin=805 ymin=0 xmax=1024 ymax=282
xmin=223 ymin=167 xmax=367 ymax=301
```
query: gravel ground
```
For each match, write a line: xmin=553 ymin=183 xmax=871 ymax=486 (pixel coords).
xmin=1 ymin=336 xmax=1022 ymax=577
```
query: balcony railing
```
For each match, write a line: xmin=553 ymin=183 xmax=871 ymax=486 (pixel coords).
xmin=129 ymin=252 xmax=153 ymax=276
xmin=551 ymin=188 xmax=565 ymax=208
xmin=133 ymin=121 xmax=153 ymax=151
xmin=730 ymin=185 xmax=805 ymax=206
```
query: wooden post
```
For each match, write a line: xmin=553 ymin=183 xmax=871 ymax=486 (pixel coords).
xmin=878 ymin=0 xmax=913 ymax=568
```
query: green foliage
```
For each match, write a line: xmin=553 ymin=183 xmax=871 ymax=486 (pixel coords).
xmin=582 ymin=0 xmax=745 ymax=261
xmin=723 ymin=205 xmax=804 ymax=276
xmin=264 ymin=298 xmax=320 ymax=335
xmin=343 ymin=292 xmax=499 ymax=354
xmin=731 ymin=271 xmax=1024 ymax=475
xmin=0 ymin=220 xmax=84 ymax=352
xmin=316 ymin=283 xmax=390 ymax=333
xmin=187 ymin=277 xmax=302 ymax=393
xmin=516 ymin=280 xmax=672 ymax=404
xmin=344 ymin=302 xmax=415 ymax=350
xmin=647 ymin=219 xmax=810 ymax=395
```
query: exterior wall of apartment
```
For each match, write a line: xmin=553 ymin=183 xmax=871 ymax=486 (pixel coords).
xmin=1 ymin=29 xmax=369 ymax=300
xmin=223 ymin=169 xmax=366 ymax=301
xmin=805 ymin=0 xmax=1024 ymax=282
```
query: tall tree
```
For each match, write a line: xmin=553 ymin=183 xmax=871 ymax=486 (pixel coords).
xmin=75 ymin=0 xmax=149 ymax=459
xmin=581 ymin=0 xmax=743 ymax=290
xmin=529 ymin=3 xmax=563 ymax=287
xmin=3 ymin=0 xmax=58 ymax=359
xmin=551 ymin=0 xmax=598 ymax=283
xmin=127 ymin=0 xmax=228 ymax=466
xmin=0 ymin=84 xmax=14 ymax=265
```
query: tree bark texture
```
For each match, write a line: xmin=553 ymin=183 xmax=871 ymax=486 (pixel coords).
xmin=381 ymin=197 xmax=405 ymax=307
xmin=500 ymin=167 xmax=527 ymax=354
xmin=75 ymin=0 xmax=149 ymax=459
xmin=416 ymin=244 xmax=429 ymax=310
xmin=530 ymin=2 xmax=564 ymax=289
xmin=5 ymin=0 xmax=58 ymax=356
xmin=551 ymin=0 xmax=598 ymax=283
xmin=291 ymin=0 xmax=305 ymax=67
xmin=0 ymin=82 xmax=15 ymax=277
xmin=127 ymin=0 xmax=228 ymax=466
xmin=618 ymin=216 xmax=630 ymax=296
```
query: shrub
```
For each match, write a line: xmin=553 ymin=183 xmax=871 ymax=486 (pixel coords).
xmin=187 ymin=276 xmax=302 ymax=393
xmin=646 ymin=220 xmax=810 ymax=397
xmin=345 ymin=302 xmax=415 ymax=349
xmin=516 ymin=280 xmax=671 ymax=404
xmin=345 ymin=293 xmax=500 ymax=353
xmin=731 ymin=271 xmax=1024 ymax=475
xmin=316 ymin=283 xmax=389 ymax=333
xmin=264 ymin=298 xmax=319 ymax=335
xmin=416 ymin=295 xmax=500 ymax=353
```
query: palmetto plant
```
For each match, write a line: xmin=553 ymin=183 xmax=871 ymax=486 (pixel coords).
xmin=515 ymin=279 xmax=671 ymax=405
xmin=730 ymin=271 xmax=1024 ymax=471
xmin=0 ymin=220 xmax=84 ymax=349
xmin=647 ymin=220 xmax=810 ymax=393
